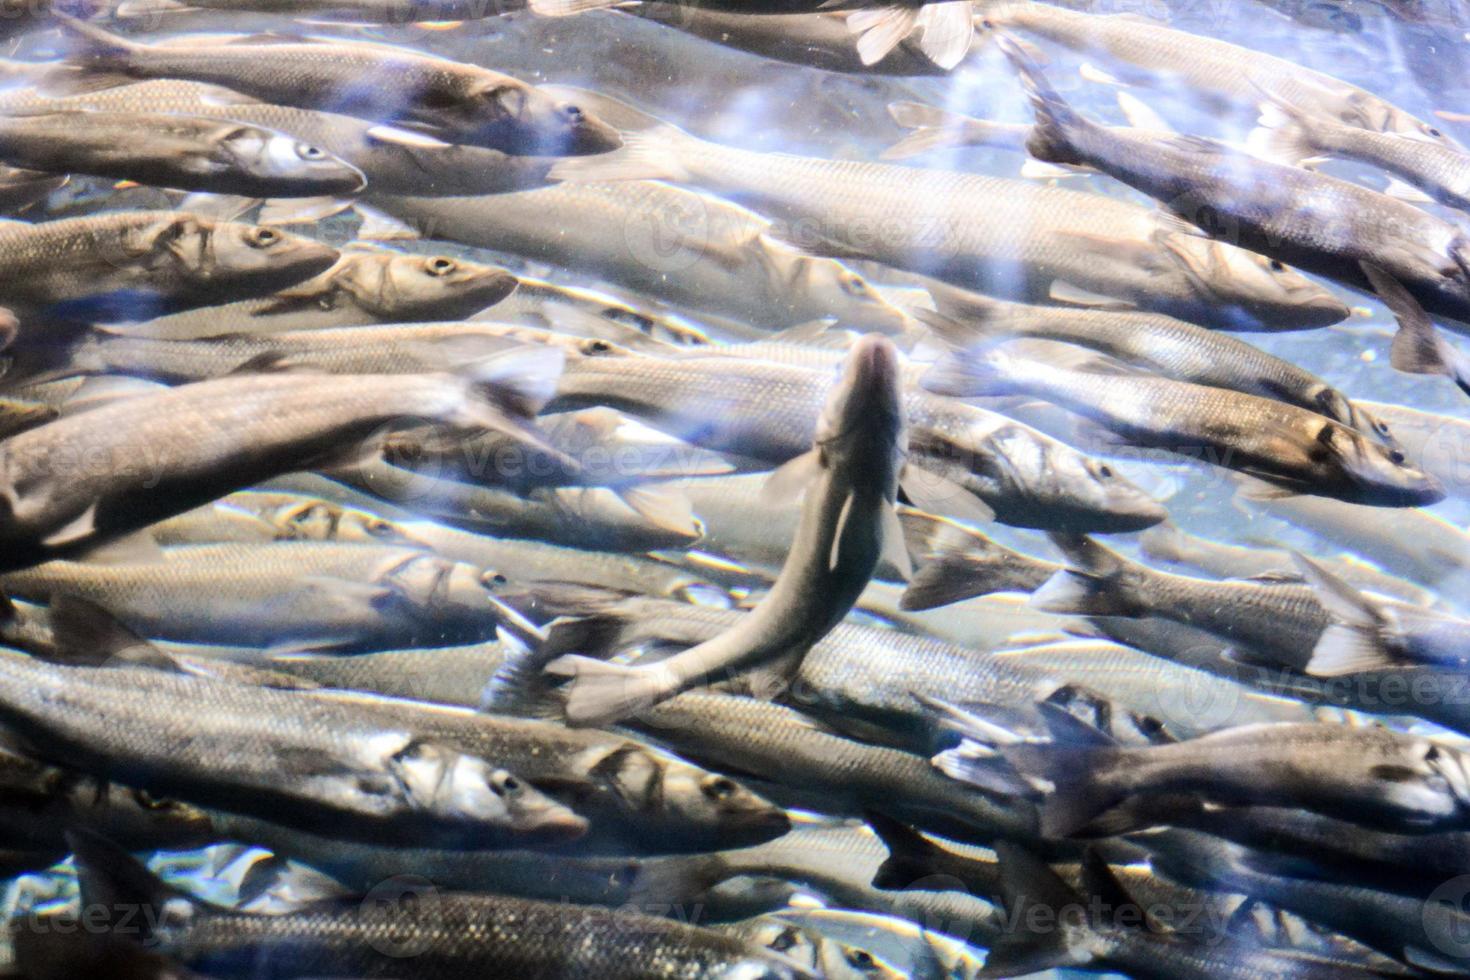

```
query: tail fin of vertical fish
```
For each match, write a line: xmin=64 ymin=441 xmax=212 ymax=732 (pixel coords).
xmin=975 ymin=842 xmax=1099 ymax=977
xmin=544 ymin=654 xmax=678 ymax=727
xmin=1028 ymin=534 xmax=1149 ymax=618
xmin=1363 ymin=261 xmax=1470 ymax=398
xmin=999 ymin=703 xmax=1126 ymax=839
xmin=997 ymin=35 xmax=1087 ymax=167
xmin=1292 ymin=552 xmax=1400 ymax=676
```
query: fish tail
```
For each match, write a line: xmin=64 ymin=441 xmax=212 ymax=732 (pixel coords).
xmin=847 ymin=2 xmax=973 ymax=71
xmin=1291 ymin=552 xmax=1402 ymax=676
xmin=547 ymin=125 xmax=690 ymax=184
xmin=544 ymin=654 xmax=678 ymax=727
xmin=1362 ymin=260 xmax=1470 ymax=394
xmin=997 ymin=35 xmax=1086 ymax=167
xmin=1028 ymin=534 xmax=1147 ymax=617
xmin=1000 ymin=742 xmax=1120 ymax=838
xmin=899 ymin=511 xmax=1016 ymax=610
xmin=978 ymin=842 xmax=1101 ymax=975
xmin=917 ymin=333 xmax=1016 ymax=398
xmin=867 ymin=810 xmax=960 ymax=890
xmin=615 ymin=484 xmax=703 ymax=542
xmin=882 ymin=101 xmax=980 ymax=160
xmin=1245 ymin=91 xmax=1322 ymax=166
xmin=43 ymin=12 xmax=143 ymax=96
xmin=53 ymin=10 xmax=139 ymax=60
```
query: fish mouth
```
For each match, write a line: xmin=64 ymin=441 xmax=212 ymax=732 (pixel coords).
xmin=287 ymin=240 xmax=343 ymax=279
xmin=520 ymin=809 xmax=591 ymax=844
xmin=1297 ymin=292 xmax=1353 ymax=328
xmin=465 ymin=270 xmax=520 ymax=307
xmin=727 ymin=807 xmax=793 ymax=840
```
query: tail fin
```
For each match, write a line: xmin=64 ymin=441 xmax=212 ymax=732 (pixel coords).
xmin=1245 ymin=94 xmax=1322 ymax=166
xmin=463 ymin=343 xmax=564 ymax=419
xmin=996 ymin=35 xmax=1087 ymax=167
xmin=915 ymin=320 xmax=1017 ymax=398
xmin=899 ymin=510 xmax=1054 ymax=610
xmin=883 ymin=102 xmax=981 ymax=160
xmin=1292 ymin=552 xmax=1399 ymax=676
xmin=866 ymin=810 xmax=950 ymax=888
xmin=544 ymin=655 xmax=679 ymax=727
xmin=849 ymin=1 xmax=973 ymax=71
xmin=69 ymin=829 xmax=203 ymax=938
xmin=999 ymin=738 xmax=1122 ymax=838
xmin=976 ymin=842 xmax=1098 ymax=977
xmin=45 ymin=14 xmax=143 ymax=95
xmin=484 ymin=607 xmax=635 ymax=715
xmin=1363 ymin=260 xmax=1470 ymax=398
xmin=615 ymin=484 xmax=703 ymax=541
xmin=1028 ymin=534 xmax=1148 ymax=617
xmin=547 ymin=126 xmax=690 ymax=184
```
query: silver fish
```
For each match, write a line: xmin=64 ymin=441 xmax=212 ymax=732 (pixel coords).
xmin=547 ymin=335 xmax=908 ymax=726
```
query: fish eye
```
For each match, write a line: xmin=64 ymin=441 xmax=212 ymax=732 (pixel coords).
xmin=366 ymin=518 xmax=395 ymax=537
xmin=1097 ymin=464 xmax=1113 ymax=478
xmin=842 ymin=274 xmax=871 ymax=297
xmin=848 ymin=950 xmax=875 ymax=967
xmin=563 ymin=104 xmax=585 ymax=122
xmin=248 ymin=227 xmax=280 ymax=248
xmin=1268 ymin=259 xmax=1286 ymax=272
xmin=1389 ymin=449 xmax=1407 ymax=464
xmin=295 ymin=142 xmax=327 ymax=161
xmin=426 ymin=256 xmax=457 ymax=277
xmin=584 ymin=339 xmax=613 ymax=354
xmin=769 ymin=928 xmax=800 ymax=952
xmin=490 ymin=771 xmax=522 ymax=797
xmin=482 ymin=571 xmax=509 ymax=587
xmin=702 ymin=776 xmax=737 ymax=800
xmin=1428 ymin=126 xmax=1444 ymax=138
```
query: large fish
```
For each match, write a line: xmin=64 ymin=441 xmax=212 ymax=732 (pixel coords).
xmin=12 ymin=831 xmax=812 ymax=980
xmin=0 ymin=653 xmax=586 ymax=848
xmin=368 ymin=186 xmax=912 ymax=333
xmin=52 ymin=16 xmax=622 ymax=155
xmin=549 ymin=95 xmax=1349 ymax=331
xmin=923 ymin=341 xmax=1441 ymax=507
xmin=121 ymin=251 xmax=518 ymax=341
xmin=974 ymin=0 xmax=1455 ymax=146
xmin=0 ymin=210 xmax=338 ymax=322
xmin=0 ymin=78 xmax=567 ymax=197
xmin=547 ymin=335 xmax=908 ymax=726
xmin=1008 ymin=49 xmax=1470 ymax=329
xmin=0 ymin=108 xmax=366 ymax=197
xmin=0 ymin=345 xmax=561 ymax=569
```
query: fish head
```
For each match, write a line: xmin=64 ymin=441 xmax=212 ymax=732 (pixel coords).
xmin=1313 ymin=388 xmax=1399 ymax=447
xmin=472 ymin=80 xmax=622 ymax=156
xmin=267 ymin=498 xmax=421 ymax=547
xmin=653 ymin=758 xmax=791 ymax=847
xmin=1341 ymin=90 xmax=1465 ymax=150
xmin=714 ymin=958 xmax=819 ymax=980
xmin=199 ymin=220 xmax=340 ymax=297
xmin=1317 ymin=421 xmax=1446 ymax=506
xmin=741 ymin=921 xmax=904 ymax=980
xmin=1162 ymin=235 xmax=1349 ymax=330
xmin=391 ymin=741 xmax=587 ymax=842
xmin=378 ymin=253 xmax=519 ymax=319
xmin=985 ymin=424 xmax=1167 ymax=532
xmin=817 ymin=333 xmax=907 ymax=485
xmin=209 ymin=124 xmax=367 ymax=195
xmin=1427 ymin=743 xmax=1470 ymax=816
xmin=777 ymin=252 xmax=909 ymax=335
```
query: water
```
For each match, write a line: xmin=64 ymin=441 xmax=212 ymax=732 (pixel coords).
xmin=0 ymin=1 xmax=1467 ymax=978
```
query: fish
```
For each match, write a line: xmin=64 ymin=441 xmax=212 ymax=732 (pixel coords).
xmin=0 ymin=396 xmax=55 ymax=441
xmin=923 ymin=287 xmax=1388 ymax=439
xmin=546 ymin=334 xmax=908 ymax=725
xmin=329 ymin=693 xmax=792 ymax=853
xmin=1140 ymin=828 xmax=1470 ymax=975
xmin=367 ymin=186 xmax=913 ymax=333
xmin=0 ymin=78 xmax=568 ymax=198
xmin=120 ymin=251 xmax=518 ymax=341
xmin=536 ymin=0 xmax=976 ymax=71
xmin=977 ymin=840 xmax=1392 ymax=979
xmin=719 ymin=916 xmax=906 ymax=980
xmin=0 ymin=345 xmax=561 ymax=570
xmin=626 ymin=691 xmax=1043 ymax=845
xmin=51 ymin=16 xmax=623 ymax=155
xmin=12 ymin=830 xmax=813 ymax=980
xmin=992 ymin=707 xmax=1470 ymax=837
xmin=0 ymin=210 xmax=338 ymax=322
xmin=548 ymin=338 xmax=1164 ymax=532
xmin=973 ymin=0 xmax=1455 ymax=147
xmin=898 ymin=508 xmax=1058 ymax=610
xmin=1354 ymin=399 xmax=1470 ymax=501
xmin=924 ymin=339 xmax=1441 ymax=507
xmin=0 ymin=652 xmax=587 ymax=848
xmin=0 ymin=541 xmax=526 ymax=650
xmin=1007 ymin=47 xmax=1470 ymax=330
xmin=111 ymin=0 xmax=528 ymax=20
xmin=1249 ymin=89 xmax=1470 ymax=214
xmin=548 ymin=92 xmax=1349 ymax=331
xmin=0 ymin=108 xmax=366 ymax=197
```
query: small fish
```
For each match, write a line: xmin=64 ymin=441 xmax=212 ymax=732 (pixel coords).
xmin=547 ymin=335 xmax=909 ymax=726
